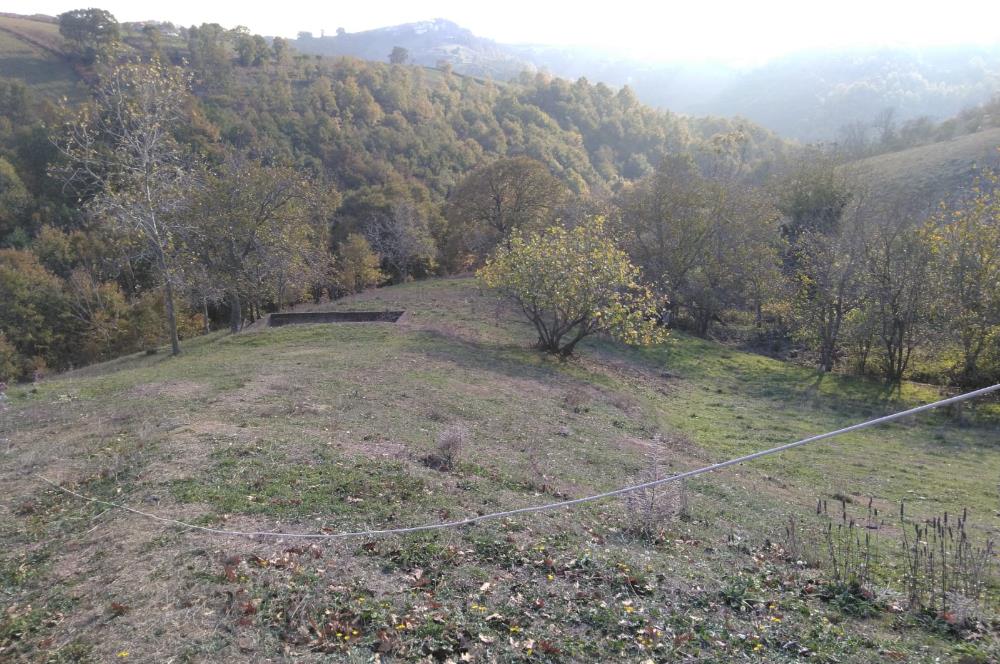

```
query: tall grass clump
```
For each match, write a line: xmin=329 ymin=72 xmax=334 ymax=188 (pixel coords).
xmin=900 ymin=503 xmax=996 ymax=625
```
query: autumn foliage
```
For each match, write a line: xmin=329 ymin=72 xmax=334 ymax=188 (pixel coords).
xmin=478 ymin=218 xmax=666 ymax=356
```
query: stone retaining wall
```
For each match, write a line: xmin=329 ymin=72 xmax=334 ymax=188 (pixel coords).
xmin=268 ymin=311 xmax=405 ymax=327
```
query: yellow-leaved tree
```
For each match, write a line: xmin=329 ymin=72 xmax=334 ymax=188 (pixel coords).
xmin=334 ymin=233 xmax=385 ymax=295
xmin=478 ymin=218 xmax=667 ymax=356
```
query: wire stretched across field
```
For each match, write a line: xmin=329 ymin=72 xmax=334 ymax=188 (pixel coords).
xmin=35 ymin=383 xmax=1000 ymax=541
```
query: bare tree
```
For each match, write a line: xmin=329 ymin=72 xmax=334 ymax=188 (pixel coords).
xmin=873 ymin=107 xmax=897 ymax=148
xmin=861 ymin=198 xmax=932 ymax=382
xmin=837 ymin=121 xmax=872 ymax=158
xmin=366 ymin=202 xmax=437 ymax=283
xmin=56 ymin=59 xmax=193 ymax=355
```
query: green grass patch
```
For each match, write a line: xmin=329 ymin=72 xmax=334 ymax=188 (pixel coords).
xmin=3 ymin=276 xmax=1000 ymax=661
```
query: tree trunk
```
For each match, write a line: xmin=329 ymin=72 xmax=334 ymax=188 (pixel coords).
xmin=819 ymin=347 xmax=835 ymax=373
xmin=163 ymin=278 xmax=181 ymax=356
xmin=229 ymin=292 xmax=242 ymax=333
xmin=202 ymin=297 xmax=210 ymax=334
xmin=696 ymin=309 xmax=712 ymax=337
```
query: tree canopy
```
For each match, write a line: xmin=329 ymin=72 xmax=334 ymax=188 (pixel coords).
xmin=58 ymin=8 xmax=121 ymax=63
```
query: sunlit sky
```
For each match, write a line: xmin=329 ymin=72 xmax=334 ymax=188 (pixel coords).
xmin=10 ymin=0 xmax=1000 ymax=65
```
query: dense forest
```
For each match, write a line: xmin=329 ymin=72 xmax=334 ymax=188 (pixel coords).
xmin=1 ymin=9 xmax=999 ymax=393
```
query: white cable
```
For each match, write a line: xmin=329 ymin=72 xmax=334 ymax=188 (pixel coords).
xmin=35 ymin=383 xmax=1000 ymax=541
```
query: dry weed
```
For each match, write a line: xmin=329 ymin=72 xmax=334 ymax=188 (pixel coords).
xmin=423 ymin=425 xmax=467 ymax=471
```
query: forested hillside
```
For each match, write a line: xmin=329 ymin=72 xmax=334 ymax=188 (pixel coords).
xmin=0 ymin=12 xmax=788 ymax=376
xmin=291 ymin=19 xmax=1000 ymax=141
xmin=1 ymin=10 xmax=999 ymax=399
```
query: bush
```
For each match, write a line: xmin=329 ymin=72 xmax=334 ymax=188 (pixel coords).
xmin=478 ymin=218 xmax=666 ymax=356
xmin=423 ymin=425 xmax=467 ymax=472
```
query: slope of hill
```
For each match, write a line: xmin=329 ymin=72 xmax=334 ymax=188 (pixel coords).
xmin=0 ymin=12 xmax=792 ymax=200
xmin=0 ymin=15 xmax=84 ymax=100
xmin=850 ymin=127 xmax=1000 ymax=206
xmin=3 ymin=278 xmax=998 ymax=661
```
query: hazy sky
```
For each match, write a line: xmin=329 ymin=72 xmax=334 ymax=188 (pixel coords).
xmin=11 ymin=0 xmax=1000 ymax=64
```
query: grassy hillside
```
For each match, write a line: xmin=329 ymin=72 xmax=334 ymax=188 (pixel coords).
xmin=850 ymin=128 xmax=1000 ymax=206
xmin=2 ymin=278 xmax=998 ymax=662
xmin=0 ymin=15 xmax=84 ymax=100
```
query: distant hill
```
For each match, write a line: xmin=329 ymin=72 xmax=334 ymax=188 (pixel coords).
xmin=696 ymin=47 xmax=1000 ymax=143
xmin=294 ymin=21 xmax=1000 ymax=142
xmin=293 ymin=19 xmax=533 ymax=80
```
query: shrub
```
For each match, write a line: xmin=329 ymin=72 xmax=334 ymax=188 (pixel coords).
xmin=423 ymin=425 xmax=467 ymax=472
xmin=478 ymin=217 xmax=666 ymax=356
xmin=622 ymin=446 xmax=688 ymax=541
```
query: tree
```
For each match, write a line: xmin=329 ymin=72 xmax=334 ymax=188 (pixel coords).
xmin=686 ymin=183 xmax=784 ymax=335
xmin=58 ymin=8 xmax=120 ymax=63
xmin=618 ymin=154 xmax=716 ymax=330
xmin=778 ymin=156 xmax=853 ymax=250
xmin=235 ymin=30 xmax=269 ymax=67
xmin=56 ymin=58 xmax=194 ymax=355
xmin=861 ymin=204 xmax=931 ymax=383
xmin=0 ymin=78 xmax=31 ymax=123
xmin=478 ymin=218 xmax=666 ymax=357
xmin=0 ymin=249 xmax=75 ymax=379
xmin=789 ymin=198 xmax=869 ymax=373
xmin=618 ymin=155 xmax=783 ymax=336
xmin=65 ymin=267 xmax=135 ymax=362
xmin=0 ymin=332 xmax=17 ymax=383
xmin=272 ymin=36 xmax=289 ymax=63
xmin=0 ymin=157 xmax=32 ymax=247
xmin=366 ymin=202 xmax=437 ymax=283
xmin=924 ymin=169 xmax=1000 ymax=387
xmin=779 ymin=160 xmax=863 ymax=372
xmin=142 ymin=24 xmax=163 ymax=56
xmin=185 ymin=154 xmax=331 ymax=332
xmin=447 ymin=156 xmax=566 ymax=260
xmin=334 ymin=233 xmax=384 ymax=295
xmin=186 ymin=23 xmax=233 ymax=92
xmin=389 ymin=46 xmax=409 ymax=65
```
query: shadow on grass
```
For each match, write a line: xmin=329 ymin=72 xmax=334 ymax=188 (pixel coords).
xmin=594 ymin=333 xmax=924 ymax=421
xmin=406 ymin=328 xmax=581 ymax=386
